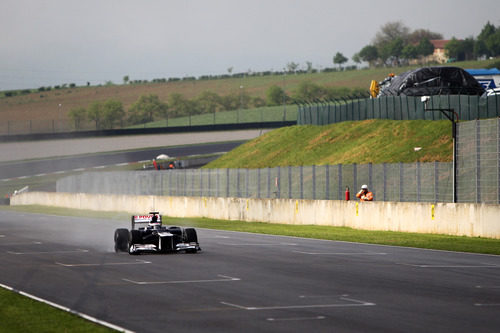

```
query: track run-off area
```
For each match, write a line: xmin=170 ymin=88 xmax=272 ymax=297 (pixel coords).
xmin=1 ymin=209 xmax=499 ymax=332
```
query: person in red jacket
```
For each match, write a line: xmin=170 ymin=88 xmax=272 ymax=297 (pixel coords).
xmin=356 ymin=184 xmax=373 ymax=201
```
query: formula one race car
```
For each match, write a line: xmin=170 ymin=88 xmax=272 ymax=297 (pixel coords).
xmin=114 ymin=212 xmax=201 ymax=255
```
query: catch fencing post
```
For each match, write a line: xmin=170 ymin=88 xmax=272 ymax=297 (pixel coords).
xmin=288 ymin=166 xmax=292 ymax=199
xmin=325 ymin=165 xmax=330 ymax=200
xmin=312 ymin=165 xmax=316 ymax=200
xmin=399 ymin=162 xmax=404 ymax=202
xmin=226 ymin=168 xmax=230 ymax=198
xmin=267 ymin=167 xmax=271 ymax=199
xmin=245 ymin=168 xmax=249 ymax=198
xmin=434 ymin=161 xmax=439 ymax=203
xmin=383 ymin=163 xmax=387 ymax=201
xmin=338 ymin=164 xmax=343 ymax=199
xmin=416 ymin=162 xmax=421 ymax=202
xmin=300 ymin=166 xmax=304 ymax=199
xmin=353 ymin=163 xmax=357 ymax=198
xmin=257 ymin=168 xmax=261 ymax=199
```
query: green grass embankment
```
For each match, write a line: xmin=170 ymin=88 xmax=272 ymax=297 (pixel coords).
xmin=0 ymin=287 xmax=114 ymax=333
xmin=204 ymin=119 xmax=453 ymax=169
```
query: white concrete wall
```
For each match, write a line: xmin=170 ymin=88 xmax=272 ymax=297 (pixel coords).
xmin=10 ymin=191 xmax=500 ymax=239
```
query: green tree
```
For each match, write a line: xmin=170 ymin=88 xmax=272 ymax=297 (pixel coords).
xmin=333 ymin=52 xmax=348 ymax=69
xmin=293 ymin=81 xmax=325 ymax=101
xmin=68 ymin=107 xmax=86 ymax=129
xmin=101 ymin=99 xmax=124 ymax=129
xmin=417 ymin=38 xmax=435 ymax=57
xmin=252 ymin=96 xmax=266 ymax=108
xmin=123 ymin=75 xmax=129 ymax=84
xmin=305 ymin=61 xmax=314 ymax=73
xmin=401 ymin=44 xmax=418 ymax=61
xmin=379 ymin=37 xmax=405 ymax=65
xmin=196 ymin=91 xmax=221 ymax=114
xmin=485 ymin=29 xmax=500 ymax=56
xmin=87 ymin=101 xmax=103 ymax=129
xmin=358 ymin=45 xmax=379 ymax=67
xmin=352 ymin=53 xmax=361 ymax=64
xmin=286 ymin=62 xmax=299 ymax=73
xmin=407 ymin=29 xmax=442 ymax=45
xmin=168 ymin=93 xmax=194 ymax=117
xmin=219 ymin=94 xmax=239 ymax=111
xmin=476 ymin=21 xmax=496 ymax=57
xmin=266 ymin=85 xmax=286 ymax=106
xmin=445 ymin=37 xmax=475 ymax=61
xmin=128 ymin=94 xmax=168 ymax=124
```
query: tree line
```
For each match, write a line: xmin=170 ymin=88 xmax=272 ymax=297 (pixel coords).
xmin=68 ymin=83 xmax=366 ymax=129
xmin=352 ymin=21 xmax=500 ymax=67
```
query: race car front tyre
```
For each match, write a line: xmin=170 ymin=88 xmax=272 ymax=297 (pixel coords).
xmin=129 ymin=230 xmax=142 ymax=245
xmin=114 ymin=229 xmax=129 ymax=252
xmin=184 ymin=228 xmax=198 ymax=243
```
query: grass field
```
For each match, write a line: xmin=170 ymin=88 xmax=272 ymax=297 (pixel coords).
xmin=1 ymin=58 xmax=496 ymax=125
xmin=0 ymin=287 xmax=114 ymax=333
xmin=126 ymin=104 xmax=296 ymax=128
xmin=204 ymin=119 xmax=453 ymax=168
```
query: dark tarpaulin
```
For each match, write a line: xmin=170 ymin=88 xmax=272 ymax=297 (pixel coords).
xmin=379 ymin=67 xmax=485 ymax=96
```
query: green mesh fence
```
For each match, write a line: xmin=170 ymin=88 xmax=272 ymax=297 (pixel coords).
xmin=298 ymin=95 xmax=500 ymax=125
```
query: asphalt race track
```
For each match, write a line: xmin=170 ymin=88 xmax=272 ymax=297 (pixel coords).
xmin=1 ymin=210 xmax=500 ymax=333
xmin=0 ymin=140 xmax=245 ymax=180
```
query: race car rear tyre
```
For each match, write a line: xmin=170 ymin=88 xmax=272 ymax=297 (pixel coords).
xmin=129 ymin=230 xmax=142 ymax=245
xmin=184 ymin=228 xmax=198 ymax=243
xmin=114 ymin=229 xmax=129 ymax=252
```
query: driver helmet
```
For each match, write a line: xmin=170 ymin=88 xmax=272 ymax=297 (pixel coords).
xmin=361 ymin=184 xmax=368 ymax=190
xmin=149 ymin=214 xmax=160 ymax=226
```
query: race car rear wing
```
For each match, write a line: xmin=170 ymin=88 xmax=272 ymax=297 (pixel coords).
xmin=131 ymin=212 xmax=162 ymax=229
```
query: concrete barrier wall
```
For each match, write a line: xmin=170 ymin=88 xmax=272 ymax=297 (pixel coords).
xmin=10 ymin=191 xmax=500 ymax=239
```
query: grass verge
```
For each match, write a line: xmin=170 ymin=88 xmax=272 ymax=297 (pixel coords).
xmin=0 ymin=287 xmax=115 ymax=333
xmin=3 ymin=205 xmax=500 ymax=255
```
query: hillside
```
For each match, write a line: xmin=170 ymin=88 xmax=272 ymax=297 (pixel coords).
xmin=0 ymin=59 xmax=497 ymax=124
xmin=203 ymin=119 xmax=452 ymax=168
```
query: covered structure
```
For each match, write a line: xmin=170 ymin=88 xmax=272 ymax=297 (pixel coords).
xmin=378 ymin=67 xmax=485 ymax=97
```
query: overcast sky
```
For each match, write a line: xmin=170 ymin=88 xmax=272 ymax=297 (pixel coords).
xmin=1 ymin=0 xmax=499 ymax=90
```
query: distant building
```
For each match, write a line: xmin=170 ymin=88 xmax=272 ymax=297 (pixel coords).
xmin=428 ymin=40 xmax=452 ymax=64
xmin=409 ymin=40 xmax=453 ymax=65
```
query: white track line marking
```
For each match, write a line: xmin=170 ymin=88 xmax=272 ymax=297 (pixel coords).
xmin=0 ymin=241 xmax=42 ymax=246
xmin=293 ymin=251 xmax=387 ymax=255
xmin=218 ymin=242 xmax=297 ymax=246
xmin=398 ymin=263 xmax=500 ymax=268
xmin=93 ymin=166 xmax=106 ymax=169
xmin=138 ymin=160 xmax=151 ymax=163
xmin=8 ymin=249 xmax=89 ymax=255
xmin=476 ymin=285 xmax=500 ymax=289
xmin=53 ymin=171 xmax=66 ymax=174
xmin=267 ymin=315 xmax=326 ymax=322
xmin=0 ymin=282 xmax=134 ymax=333
xmin=123 ymin=274 xmax=240 ymax=285
xmin=474 ymin=303 xmax=500 ymax=307
xmin=34 ymin=173 xmax=47 ymax=177
xmin=56 ymin=259 xmax=151 ymax=267
xmin=72 ymin=168 xmax=85 ymax=172
xmin=115 ymin=163 xmax=129 ymax=166
xmin=221 ymin=296 xmax=375 ymax=311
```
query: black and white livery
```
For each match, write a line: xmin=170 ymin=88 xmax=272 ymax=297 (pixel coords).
xmin=114 ymin=212 xmax=201 ymax=255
